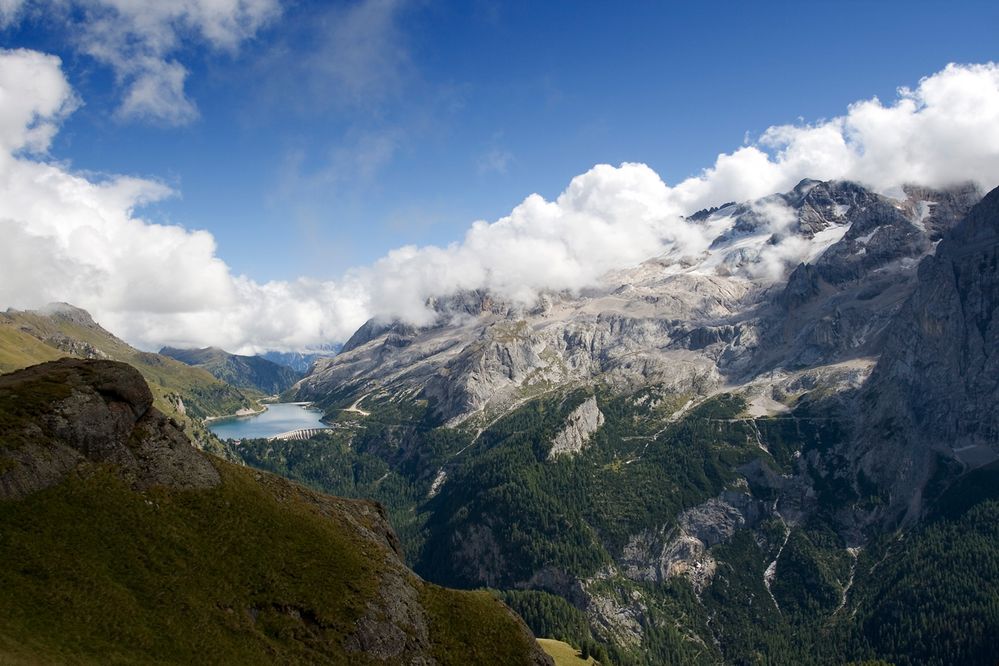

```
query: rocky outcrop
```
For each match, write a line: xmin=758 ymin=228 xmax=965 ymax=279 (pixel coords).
xmin=583 ymin=585 xmax=647 ymax=650
xmin=0 ymin=304 xmax=254 ymax=424
xmin=548 ymin=396 xmax=605 ymax=460
xmin=0 ymin=358 xmax=220 ymax=499
xmin=619 ymin=493 xmax=765 ymax=593
xmin=853 ymin=184 xmax=999 ymax=525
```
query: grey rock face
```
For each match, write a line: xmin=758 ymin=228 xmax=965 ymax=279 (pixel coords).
xmin=298 ymin=181 xmax=978 ymax=427
xmin=751 ymin=182 xmax=979 ymax=375
xmin=586 ymin=593 xmax=646 ymax=649
xmin=344 ymin=565 xmax=435 ymax=663
xmin=0 ymin=358 xmax=220 ymax=499
xmin=619 ymin=493 xmax=765 ymax=592
xmin=852 ymin=185 xmax=999 ymax=525
xmin=548 ymin=396 xmax=605 ymax=460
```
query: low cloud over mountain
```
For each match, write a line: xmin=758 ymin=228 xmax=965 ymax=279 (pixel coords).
xmin=1 ymin=48 xmax=998 ymax=352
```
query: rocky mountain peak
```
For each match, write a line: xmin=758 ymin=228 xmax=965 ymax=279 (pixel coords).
xmin=36 ymin=302 xmax=103 ymax=330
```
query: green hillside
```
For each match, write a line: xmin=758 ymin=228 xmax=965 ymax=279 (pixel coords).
xmin=160 ymin=345 xmax=302 ymax=395
xmin=0 ymin=359 xmax=551 ymax=665
xmin=0 ymin=464 xmax=549 ymax=665
xmin=0 ymin=305 xmax=253 ymax=422
xmin=0 ymin=324 xmax=65 ymax=373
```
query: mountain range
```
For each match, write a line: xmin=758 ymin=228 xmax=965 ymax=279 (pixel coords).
xmin=160 ymin=346 xmax=304 ymax=396
xmin=235 ymin=179 xmax=998 ymax=664
xmin=1 ymin=178 xmax=996 ymax=664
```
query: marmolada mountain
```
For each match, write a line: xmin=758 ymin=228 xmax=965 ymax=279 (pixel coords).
xmin=3 ymin=176 xmax=998 ymax=664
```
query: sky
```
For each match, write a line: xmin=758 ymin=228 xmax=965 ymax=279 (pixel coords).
xmin=1 ymin=0 xmax=999 ymax=352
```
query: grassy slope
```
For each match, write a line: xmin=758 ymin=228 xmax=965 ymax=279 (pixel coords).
xmin=0 ymin=312 xmax=251 ymax=421
xmin=0 ymin=327 xmax=64 ymax=374
xmin=0 ymin=461 xmax=541 ymax=665
xmin=161 ymin=346 xmax=301 ymax=395
xmin=537 ymin=639 xmax=597 ymax=665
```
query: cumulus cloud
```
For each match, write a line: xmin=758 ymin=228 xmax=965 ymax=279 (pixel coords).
xmin=668 ymin=62 xmax=999 ymax=212
xmin=0 ymin=48 xmax=350 ymax=352
xmin=6 ymin=0 xmax=280 ymax=124
xmin=2 ymin=52 xmax=999 ymax=352
xmin=358 ymin=62 xmax=999 ymax=324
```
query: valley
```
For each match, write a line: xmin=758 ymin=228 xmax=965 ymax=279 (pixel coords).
xmin=2 ymin=178 xmax=997 ymax=664
xmin=2 ymin=11 xmax=998 ymax=664
xmin=227 ymin=179 xmax=999 ymax=664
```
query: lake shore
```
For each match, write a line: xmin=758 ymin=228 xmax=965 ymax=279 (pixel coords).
xmin=206 ymin=402 xmax=326 ymax=440
xmin=203 ymin=403 xmax=268 ymax=424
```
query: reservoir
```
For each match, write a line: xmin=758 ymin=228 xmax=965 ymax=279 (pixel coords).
xmin=208 ymin=402 xmax=327 ymax=440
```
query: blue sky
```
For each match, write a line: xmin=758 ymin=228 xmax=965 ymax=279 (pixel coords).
xmin=6 ymin=0 xmax=999 ymax=283
xmin=2 ymin=1 xmax=999 ymax=351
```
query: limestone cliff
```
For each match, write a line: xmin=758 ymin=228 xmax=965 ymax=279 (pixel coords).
xmin=548 ymin=396 xmax=605 ymax=460
xmin=853 ymin=185 xmax=999 ymax=525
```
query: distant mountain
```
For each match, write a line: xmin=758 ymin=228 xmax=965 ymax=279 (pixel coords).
xmin=0 ymin=358 xmax=552 ymax=665
xmin=0 ymin=304 xmax=254 ymax=452
xmin=261 ymin=347 xmax=340 ymax=374
xmin=160 ymin=346 xmax=303 ymax=395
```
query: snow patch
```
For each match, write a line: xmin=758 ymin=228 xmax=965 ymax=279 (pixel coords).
xmin=912 ymin=200 xmax=935 ymax=232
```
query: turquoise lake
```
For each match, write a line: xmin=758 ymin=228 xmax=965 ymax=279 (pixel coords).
xmin=207 ymin=403 xmax=327 ymax=440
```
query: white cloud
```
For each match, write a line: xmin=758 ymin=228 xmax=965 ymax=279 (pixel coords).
xmin=669 ymin=62 xmax=999 ymax=211
xmin=250 ymin=0 xmax=411 ymax=119
xmin=8 ymin=0 xmax=280 ymax=125
xmin=343 ymin=61 xmax=999 ymax=326
xmin=1 ymin=53 xmax=999 ymax=352
xmin=0 ymin=48 xmax=371 ymax=352
xmin=0 ymin=49 xmax=77 ymax=152
xmin=115 ymin=57 xmax=197 ymax=125
xmin=302 ymin=0 xmax=409 ymax=107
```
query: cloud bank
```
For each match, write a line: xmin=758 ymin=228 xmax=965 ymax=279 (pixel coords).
xmin=1 ymin=50 xmax=999 ymax=352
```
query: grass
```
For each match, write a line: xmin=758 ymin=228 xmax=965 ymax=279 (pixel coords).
xmin=0 ymin=463 xmax=378 ymax=664
xmin=0 ymin=456 xmax=546 ymax=664
xmin=0 ymin=326 xmax=64 ymax=374
xmin=537 ymin=639 xmax=597 ymax=665
xmin=418 ymin=585 xmax=541 ymax=665
xmin=0 ymin=312 xmax=254 ymax=422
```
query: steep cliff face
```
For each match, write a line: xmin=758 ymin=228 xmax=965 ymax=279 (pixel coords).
xmin=0 ymin=359 xmax=552 ymax=666
xmin=854 ymin=186 xmax=999 ymax=525
xmin=548 ymin=396 xmax=604 ymax=460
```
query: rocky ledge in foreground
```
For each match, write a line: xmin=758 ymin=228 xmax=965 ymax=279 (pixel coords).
xmin=0 ymin=358 xmax=552 ymax=665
